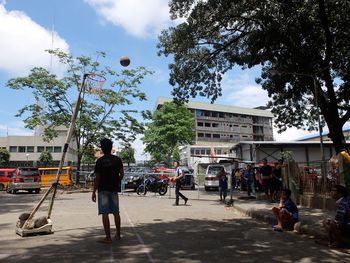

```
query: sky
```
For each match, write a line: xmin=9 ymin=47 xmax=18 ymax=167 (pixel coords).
xmin=0 ymin=0 xmax=327 ymax=160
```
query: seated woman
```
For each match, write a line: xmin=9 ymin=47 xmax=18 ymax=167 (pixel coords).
xmin=272 ymin=189 xmax=299 ymax=231
xmin=323 ymin=184 xmax=350 ymax=248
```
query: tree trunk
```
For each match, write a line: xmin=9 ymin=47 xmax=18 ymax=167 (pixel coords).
xmin=323 ymin=108 xmax=347 ymax=154
xmin=75 ymin=141 xmax=82 ymax=185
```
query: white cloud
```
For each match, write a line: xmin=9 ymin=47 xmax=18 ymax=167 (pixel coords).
xmin=115 ymin=134 xmax=150 ymax=162
xmin=0 ymin=4 xmax=69 ymax=76
xmin=85 ymin=0 xmax=174 ymax=38
xmin=132 ymin=134 xmax=150 ymax=161
xmin=220 ymin=72 xmax=269 ymax=108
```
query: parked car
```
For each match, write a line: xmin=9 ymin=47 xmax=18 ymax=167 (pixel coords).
xmin=0 ymin=168 xmax=15 ymax=191
xmin=204 ymin=164 xmax=226 ymax=191
xmin=179 ymin=166 xmax=195 ymax=190
xmin=86 ymin=171 xmax=96 ymax=183
xmin=7 ymin=167 xmax=41 ymax=194
xmin=123 ymin=167 xmax=153 ymax=191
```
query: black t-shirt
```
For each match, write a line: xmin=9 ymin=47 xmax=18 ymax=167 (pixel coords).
xmin=260 ymin=165 xmax=272 ymax=180
xmin=94 ymin=154 xmax=123 ymax=192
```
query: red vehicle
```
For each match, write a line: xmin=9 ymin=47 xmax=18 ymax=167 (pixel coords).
xmin=0 ymin=168 xmax=15 ymax=191
xmin=7 ymin=167 xmax=41 ymax=194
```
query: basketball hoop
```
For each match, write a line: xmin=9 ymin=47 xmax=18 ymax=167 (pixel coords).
xmin=86 ymin=73 xmax=106 ymax=99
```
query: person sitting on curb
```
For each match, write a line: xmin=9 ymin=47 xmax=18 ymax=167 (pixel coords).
xmin=322 ymin=184 xmax=350 ymax=248
xmin=272 ymin=189 xmax=299 ymax=231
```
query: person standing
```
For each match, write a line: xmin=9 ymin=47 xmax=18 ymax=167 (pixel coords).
xmin=259 ymin=158 xmax=273 ymax=202
xmin=92 ymin=138 xmax=124 ymax=244
xmin=271 ymin=159 xmax=283 ymax=201
xmin=218 ymin=167 xmax=228 ymax=202
xmin=173 ymin=161 xmax=188 ymax=206
xmin=244 ymin=164 xmax=255 ymax=197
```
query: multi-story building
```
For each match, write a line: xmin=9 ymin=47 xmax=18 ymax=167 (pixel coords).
xmin=0 ymin=126 xmax=78 ymax=167
xmin=156 ymin=97 xmax=274 ymax=166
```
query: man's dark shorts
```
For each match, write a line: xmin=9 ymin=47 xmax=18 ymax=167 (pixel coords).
xmin=98 ymin=191 xmax=119 ymax=214
xmin=261 ymin=179 xmax=271 ymax=195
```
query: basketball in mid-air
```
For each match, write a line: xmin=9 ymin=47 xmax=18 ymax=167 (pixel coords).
xmin=120 ymin=56 xmax=130 ymax=67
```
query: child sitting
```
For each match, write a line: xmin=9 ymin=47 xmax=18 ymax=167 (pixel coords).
xmin=272 ymin=189 xmax=299 ymax=231
xmin=322 ymin=184 xmax=350 ymax=248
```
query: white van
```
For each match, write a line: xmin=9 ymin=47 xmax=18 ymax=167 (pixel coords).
xmin=204 ymin=164 xmax=226 ymax=191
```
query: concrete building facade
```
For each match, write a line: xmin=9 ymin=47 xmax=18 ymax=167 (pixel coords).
xmin=156 ymin=97 xmax=274 ymax=167
xmin=0 ymin=126 xmax=78 ymax=167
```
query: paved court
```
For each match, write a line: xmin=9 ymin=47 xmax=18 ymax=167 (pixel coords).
xmin=0 ymin=190 xmax=348 ymax=263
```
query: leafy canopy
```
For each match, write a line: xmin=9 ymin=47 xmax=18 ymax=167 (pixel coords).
xmin=0 ymin=149 xmax=10 ymax=167
xmin=38 ymin=151 xmax=53 ymax=167
xmin=158 ymin=0 xmax=350 ymax=152
xmin=119 ymin=143 xmax=136 ymax=166
xmin=7 ymin=49 xmax=153 ymax=171
xmin=143 ymin=102 xmax=194 ymax=165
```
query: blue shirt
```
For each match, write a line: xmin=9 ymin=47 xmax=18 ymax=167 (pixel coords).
xmin=335 ymin=197 xmax=350 ymax=226
xmin=244 ymin=169 xmax=254 ymax=181
xmin=219 ymin=174 xmax=228 ymax=189
xmin=284 ymin=198 xmax=299 ymax=221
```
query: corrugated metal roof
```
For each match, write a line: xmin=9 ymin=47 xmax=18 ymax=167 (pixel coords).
xmin=235 ymin=140 xmax=350 ymax=146
xmin=156 ymin=97 xmax=274 ymax=118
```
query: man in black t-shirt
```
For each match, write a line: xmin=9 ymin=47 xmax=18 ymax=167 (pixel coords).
xmin=92 ymin=138 xmax=124 ymax=244
xmin=259 ymin=158 xmax=273 ymax=202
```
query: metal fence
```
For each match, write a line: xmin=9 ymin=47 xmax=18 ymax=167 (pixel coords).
xmin=284 ymin=160 xmax=339 ymax=198
xmin=75 ymin=161 xmax=340 ymax=201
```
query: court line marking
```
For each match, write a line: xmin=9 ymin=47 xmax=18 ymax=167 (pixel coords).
xmin=122 ymin=207 xmax=155 ymax=263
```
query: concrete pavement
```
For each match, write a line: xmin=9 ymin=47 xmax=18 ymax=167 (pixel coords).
xmin=0 ymin=188 xmax=349 ymax=262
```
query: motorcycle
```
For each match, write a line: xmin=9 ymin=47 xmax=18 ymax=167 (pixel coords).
xmin=136 ymin=175 xmax=168 ymax=196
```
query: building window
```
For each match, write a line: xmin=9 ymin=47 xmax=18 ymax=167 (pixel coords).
xmin=205 ymin=149 xmax=211 ymax=155
xmin=219 ymin=112 xmax=224 ymax=118
xmin=46 ymin=146 xmax=53 ymax=152
xmin=18 ymin=146 xmax=26 ymax=152
xmin=212 ymin=112 xmax=218 ymax=117
xmin=212 ymin=123 xmax=218 ymax=128
xmin=200 ymin=149 xmax=205 ymax=155
xmin=198 ymin=133 xmax=204 ymax=137
xmin=205 ymin=123 xmax=211 ymax=127
xmin=217 ymin=149 xmax=222 ymax=155
xmin=195 ymin=149 xmax=200 ymax=155
xmin=197 ymin=122 xmax=203 ymax=126
xmin=190 ymin=149 xmax=194 ymax=155
xmin=54 ymin=146 xmax=62 ymax=153
xmin=27 ymin=146 xmax=34 ymax=153
xmin=37 ymin=146 xmax=45 ymax=152
xmin=204 ymin=111 xmax=210 ymax=117
xmin=213 ymin=134 xmax=220 ymax=138
xmin=205 ymin=133 xmax=211 ymax=138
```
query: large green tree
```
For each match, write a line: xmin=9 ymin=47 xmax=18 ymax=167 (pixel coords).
xmin=0 ymin=149 xmax=10 ymax=167
xmin=143 ymin=102 xmax=194 ymax=165
xmin=158 ymin=0 xmax=350 ymax=153
xmin=7 ymin=49 xmax=152 ymax=182
xmin=119 ymin=143 xmax=136 ymax=167
xmin=38 ymin=151 xmax=53 ymax=167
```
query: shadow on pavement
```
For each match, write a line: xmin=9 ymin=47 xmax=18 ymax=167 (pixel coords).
xmin=0 ymin=216 xmax=347 ymax=263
